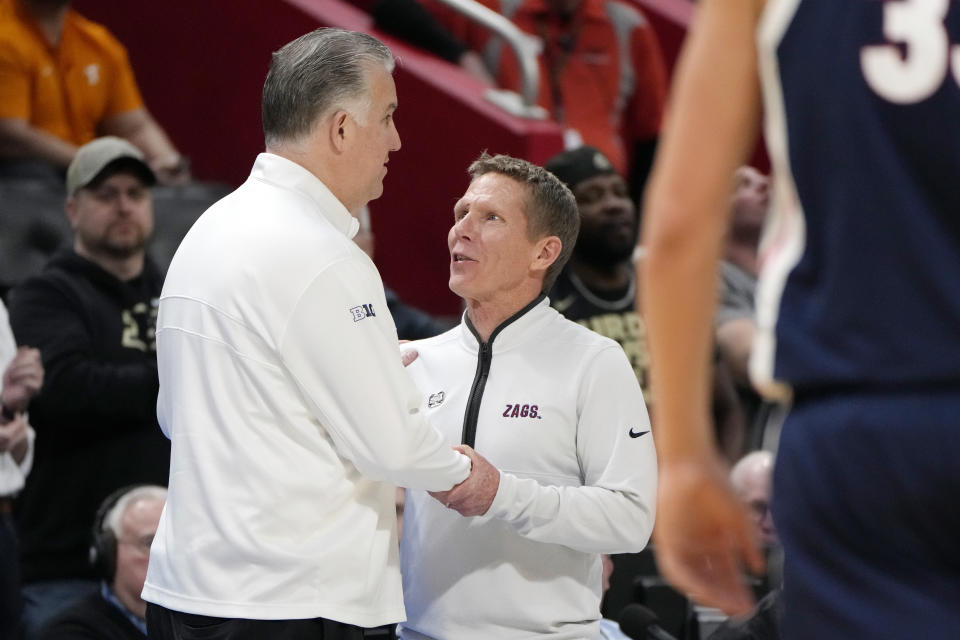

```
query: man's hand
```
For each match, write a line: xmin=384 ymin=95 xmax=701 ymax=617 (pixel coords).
xmin=654 ymin=457 xmax=765 ymax=615
xmin=2 ymin=347 xmax=43 ymax=413
xmin=400 ymin=347 xmax=419 ymax=368
xmin=151 ymin=153 xmax=191 ymax=185
xmin=0 ymin=413 xmax=29 ymax=463
xmin=430 ymin=445 xmax=499 ymax=517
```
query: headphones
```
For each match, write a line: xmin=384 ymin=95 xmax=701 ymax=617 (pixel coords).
xmin=89 ymin=484 xmax=149 ymax=583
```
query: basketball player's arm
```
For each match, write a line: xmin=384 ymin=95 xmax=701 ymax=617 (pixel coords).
xmin=640 ymin=0 xmax=766 ymax=616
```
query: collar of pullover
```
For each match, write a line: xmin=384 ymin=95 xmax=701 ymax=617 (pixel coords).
xmin=250 ymin=153 xmax=360 ymax=239
xmin=459 ymin=295 xmax=554 ymax=354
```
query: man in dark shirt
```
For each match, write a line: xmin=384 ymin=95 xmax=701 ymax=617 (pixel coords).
xmin=8 ymin=137 xmax=170 ymax=637
xmin=545 ymin=147 xmax=744 ymax=458
xmin=545 ymin=147 xmax=648 ymax=396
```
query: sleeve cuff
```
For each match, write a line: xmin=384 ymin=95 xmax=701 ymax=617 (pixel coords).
xmin=475 ymin=469 xmax=511 ymax=524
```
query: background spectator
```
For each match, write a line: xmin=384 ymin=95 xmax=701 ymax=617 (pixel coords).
xmin=391 ymin=0 xmax=668 ymax=199
xmin=8 ymin=137 xmax=169 ymax=637
xmin=0 ymin=0 xmax=188 ymax=183
xmin=707 ymin=450 xmax=781 ymax=640
xmin=371 ymin=0 xmax=495 ymax=85
xmin=38 ymin=485 xmax=166 ymax=640
xmin=0 ymin=299 xmax=43 ymax=640
xmin=729 ymin=451 xmax=776 ymax=550
xmin=545 ymin=145 xmax=744 ymax=461
xmin=715 ymin=167 xmax=769 ymax=445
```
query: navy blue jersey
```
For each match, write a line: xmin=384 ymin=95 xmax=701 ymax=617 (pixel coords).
xmin=752 ymin=0 xmax=960 ymax=396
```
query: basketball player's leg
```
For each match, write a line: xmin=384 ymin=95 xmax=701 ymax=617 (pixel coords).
xmin=773 ymin=390 xmax=960 ymax=638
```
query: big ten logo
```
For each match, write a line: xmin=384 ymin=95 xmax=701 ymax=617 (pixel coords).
xmin=350 ymin=303 xmax=376 ymax=322
xmin=861 ymin=0 xmax=960 ymax=103
xmin=502 ymin=403 xmax=542 ymax=419
xmin=121 ymin=298 xmax=158 ymax=352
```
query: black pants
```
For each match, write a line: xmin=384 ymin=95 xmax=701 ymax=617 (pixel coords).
xmin=146 ymin=603 xmax=395 ymax=640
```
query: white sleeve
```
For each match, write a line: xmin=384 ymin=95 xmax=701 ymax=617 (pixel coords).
xmin=484 ymin=346 xmax=657 ymax=553
xmin=279 ymin=258 xmax=470 ymax=491
xmin=0 ymin=301 xmax=35 ymax=491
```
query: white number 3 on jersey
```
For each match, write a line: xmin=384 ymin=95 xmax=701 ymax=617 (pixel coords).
xmin=861 ymin=0 xmax=960 ymax=103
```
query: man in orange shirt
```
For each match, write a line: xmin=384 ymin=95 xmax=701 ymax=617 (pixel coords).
xmin=425 ymin=0 xmax=667 ymax=197
xmin=0 ymin=0 xmax=187 ymax=183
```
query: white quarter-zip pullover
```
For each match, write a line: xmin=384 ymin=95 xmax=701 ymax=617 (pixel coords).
xmin=142 ymin=153 xmax=470 ymax=626
xmin=399 ymin=298 xmax=656 ymax=640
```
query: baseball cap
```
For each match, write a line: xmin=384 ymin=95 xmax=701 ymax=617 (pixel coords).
xmin=66 ymin=136 xmax=156 ymax=195
xmin=544 ymin=146 xmax=617 ymax=191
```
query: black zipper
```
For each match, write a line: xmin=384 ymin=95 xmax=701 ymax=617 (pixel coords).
xmin=460 ymin=294 xmax=546 ymax=447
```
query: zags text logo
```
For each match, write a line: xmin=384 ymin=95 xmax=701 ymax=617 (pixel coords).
xmin=503 ymin=404 xmax=542 ymax=419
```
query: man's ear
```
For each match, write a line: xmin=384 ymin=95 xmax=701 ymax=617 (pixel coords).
xmin=329 ymin=110 xmax=351 ymax=153
xmin=532 ymin=236 xmax=562 ymax=272
xmin=64 ymin=196 xmax=79 ymax=231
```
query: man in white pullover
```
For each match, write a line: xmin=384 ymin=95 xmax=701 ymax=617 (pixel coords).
xmin=142 ymin=28 xmax=475 ymax=640
xmin=398 ymin=153 xmax=657 ymax=640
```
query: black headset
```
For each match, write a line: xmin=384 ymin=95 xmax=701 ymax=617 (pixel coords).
xmin=89 ymin=484 xmax=149 ymax=583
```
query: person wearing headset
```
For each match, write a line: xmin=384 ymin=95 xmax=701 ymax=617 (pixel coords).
xmin=38 ymin=485 xmax=166 ymax=640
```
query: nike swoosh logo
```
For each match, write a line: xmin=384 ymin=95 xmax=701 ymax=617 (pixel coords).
xmin=628 ymin=428 xmax=649 ymax=438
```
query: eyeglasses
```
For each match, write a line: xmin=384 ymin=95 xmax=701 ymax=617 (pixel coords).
xmin=748 ymin=500 xmax=770 ymax=519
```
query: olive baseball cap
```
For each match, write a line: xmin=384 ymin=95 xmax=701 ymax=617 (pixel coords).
xmin=66 ymin=136 xmax=156 ymax=195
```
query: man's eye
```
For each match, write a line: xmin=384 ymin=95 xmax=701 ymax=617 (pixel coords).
xmin=578 ymin=193 xmax=599 ymax=204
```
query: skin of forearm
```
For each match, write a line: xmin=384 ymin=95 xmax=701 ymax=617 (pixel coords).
xmin=639 ymin=0 xmax=762 ymax=464
xmin=643 ymin=213 xmax=726 ymax=461
xmin=716 ymin=317 xmax=756 ymax=385
xmin=102 ymin=109 xmax=179 ymax=165
xmin=0 ymin=119 xmax=77 ymax=166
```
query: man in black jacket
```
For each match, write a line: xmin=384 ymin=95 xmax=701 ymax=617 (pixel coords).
xmin=8 ymin=137 xmax=170 ymax=638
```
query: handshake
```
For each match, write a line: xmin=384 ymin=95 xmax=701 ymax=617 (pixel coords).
xmin=400 ymin=347 xmax=499 ymax=517
xmin=429 ymin=444 xmax=499 ymax=517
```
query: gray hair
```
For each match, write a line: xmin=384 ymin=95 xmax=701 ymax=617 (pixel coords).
xmin=262 ymin=28 xmax=395 ymax=147
xmin=103 ymin=485 xmax=167 ymax=538
xmin=730 ymin=450 xmax=774 ymax=495
xmin=468 ymin=152 xmax=580 ymax=292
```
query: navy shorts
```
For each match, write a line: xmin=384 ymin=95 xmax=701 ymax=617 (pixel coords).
xmin=772 ymin=389 xmax=960 ymax=639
